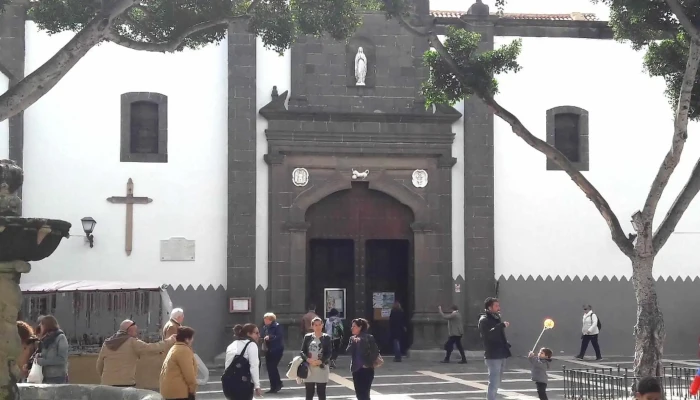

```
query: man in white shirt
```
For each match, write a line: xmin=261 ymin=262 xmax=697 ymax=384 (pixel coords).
xmin=575 ymin=304 xmax=603 ymax=361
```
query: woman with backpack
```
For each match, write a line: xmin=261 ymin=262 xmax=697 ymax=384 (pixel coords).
xmin=324 ymin=308 xmax=343 ymax=369
xmin=301 ymin=317 xmax=332 ymax=400
xmin=222 ymin=324 xmax=262 ymax=399
xmin=347 ymin=318 xmax=382 ymax=400
xmin=575 ymin=304 xmax=603 ymax=361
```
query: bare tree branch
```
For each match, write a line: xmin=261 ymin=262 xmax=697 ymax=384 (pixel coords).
xmin=664 ymin=0 xmax=700 ymax=42
xmin=654 ymin=157 xmax=700 ymax=251
xmin=394 ymin=12 xmax=635 ymax=258
xmin=105 ymin=16 xmax=243 ymax=52
xmin=641 ymin=37 xmax=700 ymax=232
xmin=653 ymin=39 xmax=700 ymax=251
xmin=0 ymin=0 xmax=138 ymax=122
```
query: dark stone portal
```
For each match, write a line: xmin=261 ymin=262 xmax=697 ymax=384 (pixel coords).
xmin=305 ymin=184 xmax=414 ymax=353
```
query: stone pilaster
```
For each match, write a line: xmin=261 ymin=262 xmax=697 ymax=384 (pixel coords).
xmin=226 ymin=22 xmax=257 ymax=325
xmin=462 ymin=16 xmax=496 ymax=349
xmin=0 ymin=260 xmax=30 ymax=400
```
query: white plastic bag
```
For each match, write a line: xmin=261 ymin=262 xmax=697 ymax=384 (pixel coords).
xmin=26 ymin=363 xmax=43 ymax=384
xmin=194 ymin=354 xmax=209 ymax=385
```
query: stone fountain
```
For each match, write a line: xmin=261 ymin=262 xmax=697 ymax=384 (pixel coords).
xmin=0 ymin=159 xmax=71 ymax=400
xmin=0 ymin=160 xmax=161 ymax=400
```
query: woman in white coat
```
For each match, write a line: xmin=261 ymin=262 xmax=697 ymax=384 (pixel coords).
xmin=575 ymin=305 xmax=602 ymax=361
xmin=224 ymin=324 xmax=263 ymax=399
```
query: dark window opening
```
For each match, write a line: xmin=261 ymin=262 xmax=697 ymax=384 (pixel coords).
xmin=554 ymin=113 xmax=580 ymax=162
xmin=130 ymin=101 xmax=159 ymax=154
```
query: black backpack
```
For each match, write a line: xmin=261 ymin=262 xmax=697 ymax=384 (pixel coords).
xmin=591 ymin=314 xmax=602 ymax=330
xmin=221 ymin=341 xmax=254 ymax=399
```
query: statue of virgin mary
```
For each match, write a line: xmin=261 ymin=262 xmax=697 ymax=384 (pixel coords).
xmin=355 ymin=47 xmax=367 ymax=86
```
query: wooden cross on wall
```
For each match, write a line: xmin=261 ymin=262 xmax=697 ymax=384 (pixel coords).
xmin=107 ymin=178 xmax=153 ymax=256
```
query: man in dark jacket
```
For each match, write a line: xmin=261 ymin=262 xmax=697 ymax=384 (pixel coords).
xmin=478 ymin=297 xmax=512 ymax=400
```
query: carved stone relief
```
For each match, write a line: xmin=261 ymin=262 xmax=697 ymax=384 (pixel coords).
xmin=412 ymin=169 xmax=428 ymax=188
xmin=292 ymin=168 xmax=309 ymax=187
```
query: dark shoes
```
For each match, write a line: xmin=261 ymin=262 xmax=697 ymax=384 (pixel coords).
xmin=441 ymin=359 xmax=468 ymax=364
xmin=266 ymin=383 xmax=284 ymax=394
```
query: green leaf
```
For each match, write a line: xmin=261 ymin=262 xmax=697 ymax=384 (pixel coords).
xmin=591 ymin=0 xmax=700 ymax=119
xmin=421 ymin=27 xmax=521 ymax=107
xmin=28 ymin=0 xmax=367 ymax=54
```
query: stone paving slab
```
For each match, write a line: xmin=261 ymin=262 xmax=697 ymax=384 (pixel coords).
xmin=197 ymin=355 xmax=698 ymax=399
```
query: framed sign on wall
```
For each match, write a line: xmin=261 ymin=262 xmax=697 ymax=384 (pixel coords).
xmin=229 ymin=297 xmax=251 ymax=313
xmin=324 ymin=288 xmax=346 ymax=319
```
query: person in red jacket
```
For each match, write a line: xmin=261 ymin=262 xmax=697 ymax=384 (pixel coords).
xmin=690 ymin=368 xmax=700 ymax=396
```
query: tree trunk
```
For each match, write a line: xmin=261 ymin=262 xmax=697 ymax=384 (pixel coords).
xmin=631 ymin=256 xmax=665 ymax=378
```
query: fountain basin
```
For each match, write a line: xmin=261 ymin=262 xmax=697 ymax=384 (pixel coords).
xmin=19 ymin=384 xmax=163 ymax=400
xmin=0 ymin=217 xmax=71 ymax=262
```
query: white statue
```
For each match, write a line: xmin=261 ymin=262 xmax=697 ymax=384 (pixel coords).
xmin=352 ymin=169 xmax=369 ymax=180
xmin=355 ymin=47 xmax=367 ymax=86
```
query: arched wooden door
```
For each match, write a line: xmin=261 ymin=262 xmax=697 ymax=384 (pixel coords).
xmin=305 ymin=182 xmax=414 ymax=352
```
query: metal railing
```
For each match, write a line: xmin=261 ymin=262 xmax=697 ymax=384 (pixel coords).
xmin=562 ymin=364 xmax=699 ymax=399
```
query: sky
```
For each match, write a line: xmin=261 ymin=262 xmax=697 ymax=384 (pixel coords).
xmin=429 ymin=0 xmax=611 ymax=19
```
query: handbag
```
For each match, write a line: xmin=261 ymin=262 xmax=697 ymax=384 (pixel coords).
xmin=26 ymin=362 xmax=43 ymax=384
xmin=194 ymin=353 xmax=209 ymax=385
xmin=296 ymin=361 xmax=309 ymax=379
xmin=373 ymin=354 xmax=384 ymax=368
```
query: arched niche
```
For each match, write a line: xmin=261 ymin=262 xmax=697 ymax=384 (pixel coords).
xmin=346 ymin=36 xmax=377 ymax=88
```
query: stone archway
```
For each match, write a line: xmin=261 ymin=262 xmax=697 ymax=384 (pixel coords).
xmin=305 ymin=183 xmax=415 ymax=352
xmin=276 ymin=171 xmax=441 ymax=347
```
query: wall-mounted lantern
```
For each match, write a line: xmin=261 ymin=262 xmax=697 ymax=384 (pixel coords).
xmin=81 ymin=217 xmax=96 ymax=248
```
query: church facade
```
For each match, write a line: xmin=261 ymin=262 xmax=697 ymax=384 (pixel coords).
xmin=2 ymin=1 xmax=700 ymax=362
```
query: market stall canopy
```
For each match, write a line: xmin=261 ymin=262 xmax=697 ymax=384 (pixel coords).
xmin=20 ymin=280 xmax=166 ymax=294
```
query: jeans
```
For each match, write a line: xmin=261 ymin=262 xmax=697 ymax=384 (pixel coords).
xmin=444 ymin=336 xmax=466 ymax=361
xmin=43 ymin=376 xmax=67 ymax=384
xmin=485 ymin=358 xmax=507 ymax=400
xmin=305 ymin=382 xmax=327 ymax=400
xmin=536 ymin=382 xmax=548 ymax=400
xmin=578 ymin=334 xmax=602 ymax=359
xmin=266 ymin=351 xmax=284 ymax=390
xmin=352 ymin=367 xmax=375 ymax=400
xmin=393 ymin=339 xmax=402 ymax=361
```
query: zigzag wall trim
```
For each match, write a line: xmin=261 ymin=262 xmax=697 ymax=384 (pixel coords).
xmin=166 ymin=284 xmax=226 ymax=292
xmin=497 ymin=274 xmax=700 ymax=283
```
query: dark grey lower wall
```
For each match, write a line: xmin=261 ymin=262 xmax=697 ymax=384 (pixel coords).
xmin=167 ymin=285 xmax=229 ymax=364
xmin=497 ymin=276 xmax=699 ymax=357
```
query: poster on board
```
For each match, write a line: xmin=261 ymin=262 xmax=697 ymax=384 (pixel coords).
xmin=372 ymin=292 xmax=395 ymax=321
xmin=324 ymin=288 xmax=346 ymax=319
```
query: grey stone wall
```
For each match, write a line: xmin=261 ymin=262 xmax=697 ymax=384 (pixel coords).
xmin=287 ymin=12 xmax=429 ymax=113
xmin=497 ymin=276 xmax=700 ymax=357
xmin=167 ymin=285 xmax=229 ymax=363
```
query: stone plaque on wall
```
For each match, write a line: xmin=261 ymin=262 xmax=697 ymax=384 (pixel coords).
xmin=160 ymin=237 xmax=195 ymax=261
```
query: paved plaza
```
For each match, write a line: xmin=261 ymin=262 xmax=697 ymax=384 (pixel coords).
xmin=196 ymin=355 xmax=700 ymax=399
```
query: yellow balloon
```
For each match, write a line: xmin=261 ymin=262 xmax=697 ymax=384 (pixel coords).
xmin=544 ymin=319 xmax=555 ymax=329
